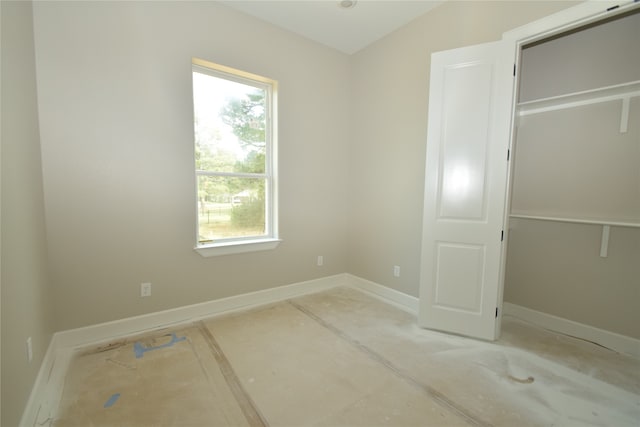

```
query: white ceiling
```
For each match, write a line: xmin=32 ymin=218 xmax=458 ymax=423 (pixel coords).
xmin=220 ymin=1 xmax=444 ymax=54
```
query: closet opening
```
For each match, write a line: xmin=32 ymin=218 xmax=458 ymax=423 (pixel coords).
xmin=503 ymin=7 xmax=639 ymax=353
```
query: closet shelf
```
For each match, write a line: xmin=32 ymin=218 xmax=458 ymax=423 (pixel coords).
xmin=509 ymin=214 xmax=640 ymax=228
xmin=517 ymin=80 xmax=640 ymax=116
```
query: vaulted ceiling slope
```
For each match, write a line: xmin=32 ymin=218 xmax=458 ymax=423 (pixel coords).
xmin=221 ymin=1 xmax=444 ymax=54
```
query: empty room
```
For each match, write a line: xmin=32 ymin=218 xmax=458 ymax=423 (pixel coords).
xmin=2 ymin=1 xmax=639 ymax=426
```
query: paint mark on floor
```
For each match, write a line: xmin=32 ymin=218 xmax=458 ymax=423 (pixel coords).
xmin=103 ymin=393 xmax=120 ymax=408
xmin=92 ymin=340 xmax=128 ymax=354
xmin=508 ymin=375 xmax=535 ymax=384
xmin=106 ymin=358 xmax=136 ymax=370
xmin=134 ymin=333 xmax=186 ymax=358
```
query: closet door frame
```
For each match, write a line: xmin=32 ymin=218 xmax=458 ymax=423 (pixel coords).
xmin=418 ymin=0 xmax=639 ymax=341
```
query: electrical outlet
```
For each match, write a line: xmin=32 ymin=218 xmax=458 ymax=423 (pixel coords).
xmin=317 ymin=255 xmax=324 ymax=266
xmin=393 ymin=265 xmax=400 ymax=277
xmin=26 ymin=337 xmax=33 ymax=363
xmin=141 ymin=282 xmax=152 ymax=297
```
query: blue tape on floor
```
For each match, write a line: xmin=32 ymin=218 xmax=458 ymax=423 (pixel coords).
xmin=134 ymin=332 xmax=186 ymax=358
xmin=104 ymin=393 xmax=120 ymax=408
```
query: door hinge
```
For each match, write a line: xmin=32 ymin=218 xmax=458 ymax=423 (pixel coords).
xmin=496 ymin=307 xmax=499 ymax=318
xmin=513 ymin=64 xmax=516 ymax=76
xmin=507 ymin=149 xmax=510 ymax=161
xmin=501 ymin=230 xmax=504 ymax=241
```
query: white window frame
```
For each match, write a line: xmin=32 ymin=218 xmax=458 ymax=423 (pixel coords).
xmin=191 ymin=58 xmax=280 ymax=257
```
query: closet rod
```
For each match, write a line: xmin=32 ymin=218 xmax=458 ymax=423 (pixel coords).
xmin=517 ymin=80 xmax=640 ymax=116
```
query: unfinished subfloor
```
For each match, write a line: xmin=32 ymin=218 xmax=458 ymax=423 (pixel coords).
xmin=52 ymin=287 xmax=640 ymax=426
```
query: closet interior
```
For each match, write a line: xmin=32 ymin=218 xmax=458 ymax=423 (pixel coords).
xmin=504 ymin=9 xmax=640 ymax=344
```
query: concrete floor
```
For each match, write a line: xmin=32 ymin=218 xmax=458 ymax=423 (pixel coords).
xmin=53 ymin=287 xmax=640 ymax=426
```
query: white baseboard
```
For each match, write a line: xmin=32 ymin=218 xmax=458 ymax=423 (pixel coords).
xmin=503 ymin=302 xmax=640 ymax=359
xmin=55 ymin=274 xmax=347 ymax=349
xmin=20 ymin=333 xmax=56 ymax=427
xmin=345 ymin=274 xmax=419 ymax=314
xmin=21 ymin=273 xmax=348 ymax=426
xmin=20 ymin=336 xmax=75 ymax=427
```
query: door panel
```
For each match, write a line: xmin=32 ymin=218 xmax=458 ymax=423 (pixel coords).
xmin=439 ymin=62 xmax=492 ymax=220
xmin=419 ymin=41 xmax=514 ymax=341
xmin=434 ymin=242 xmax=485 ymax=312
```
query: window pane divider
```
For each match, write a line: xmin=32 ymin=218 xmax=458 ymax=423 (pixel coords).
xmin=195 ymin=170 xmax=268 ymax=179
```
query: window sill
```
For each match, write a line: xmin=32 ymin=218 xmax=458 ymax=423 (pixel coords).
xmin=194 ymin=238 xmax=281 ymax=258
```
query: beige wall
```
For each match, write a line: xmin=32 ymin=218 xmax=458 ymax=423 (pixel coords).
xmin=505 ymin=11 xmax=640 ymax=339
xmin=1 ymin=2 xmax=55 ymax=426
xmin=505 ymin=220 xmax=640 ymax=339
xmin=347 ymin=1 xmax=578 ymax=297
xmin=32 ymin=1 xmax=350 ymax=331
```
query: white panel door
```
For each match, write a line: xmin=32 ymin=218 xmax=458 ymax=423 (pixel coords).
xmin=419 ymin=41 xmax=514 ymax=340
